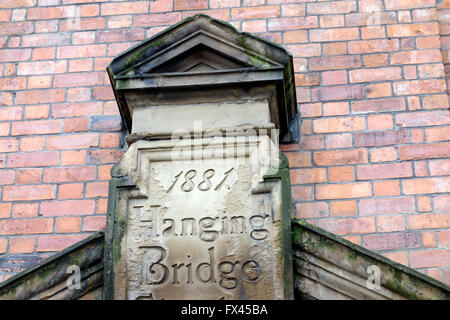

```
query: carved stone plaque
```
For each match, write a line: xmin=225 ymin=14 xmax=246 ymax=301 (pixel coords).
xmin=105 ymin=136 xmax=293 ymax=300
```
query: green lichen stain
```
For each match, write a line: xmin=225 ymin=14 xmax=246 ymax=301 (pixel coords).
xmin=347 ymin=250 xmax=358 ymax=262
xmin=385 ymin=270 xmax=420 ymax=300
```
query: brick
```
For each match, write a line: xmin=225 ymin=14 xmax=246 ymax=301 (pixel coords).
xmin=328 ymin=166 xmax=355 ymax=182
xmin=413 ymin=160 xmax=427 ymax=177
xmin=422 ymin=94 xmax=449 ymax=110
xmin=313 ymin=117 xmax=365 ymax=133
xmin=438 ymin=231 xmax=450 ymax=248
xmin=310 ymin=28 xmax=359 ymax=42
xmin=101 ymin=1 xmax=148 ymax=15
xmin=0 ymin=22 xmax=34 ymax=35
xmin=363 ymin=54 xmax=388 ymax=68
xmin=242 ymin=20 xmax=266 ymax=33
xmin=27 ymin=76 xmax=52 ymax=89
xmin=183 ymin=9 xmax=230 ymax=22
xmin=22 ymin=32 xmax=72 ymax=47
xmin=360 ymin=197 xmax=415 ymax=215
xmin=32 ymin=47 xmax=55 ymax=61
xmin=417 ymin=196 xmax=432 ymax=212
xmin=86 ymin=182 xmax=109 ymax=198
xmin=83 ymin=216 xmax=107 ymax=232
xmin=352 ymin=98 xmax=405 ymax=113
xmin=52 ymin=102 xmax=103 ymax=118
xmin=0 ymin=139 xmax=18 ymax=153
xmin=348 ymin=39 xmax=399 ymax=54
xmin=319 ymin=217 xmax=375 ymax=235
xmin=0 ymin=123 xmax=9 ymax=136
xmin=285 ymin=44 xmax=321 ymax=57
xmin=307 ymin=1 xmax=356 ymax=15
xmin=47 ymin=134 xmax=98 ymax=150
xmin=7 ymin=152 xmax=58 ymax=168
xmin=377 ymin=215 xmax=405 ymax=232
xmin=18 ymin=61 xmax=67 ymax=75
xmin=40 ymin=199 xmax=96 ymax=217
xmin=64 ymin=118 xmax=90 ymax=133
xmin=281 ymin=4 xmax=305 ymax=17
xmin=133 ymin=13 xmax=182 ymax=27
xmin=57 ymin=44 xmax=106 ymax=59
xmin=369 ymin=146 xmax=397 ymax=162
xmin=323 ymin=43 xmax=347 ymax=56
xmin=35 ymin=19 xmax=59 ymax=33
xmin=299 ymin=103 xmax=321 ymax=118
xmin=0 ymin=218 xmax=53 ymax=235
xmin=291 ymin=185 xmax=313 ymax=201
xmin=61 ymin=150 xmax=86 ymax=166
xmin=325 ymin=133 xmax=352 ymax=149
xmin=387 ymin=23 xmax=439 ymax=38
xmin=418 ymin=64 xmax=445 ymax=78
xmin=19 ymin=136 xmax=45 ymax=152
xmin=96 ymin=198 xmax=108 ymax=214
xmin=54 ymin=72 xmax=102 ymax=88
xmin=1 ymin=0 xmax=36 ymax=8
xmin=92 ymin=86 xmax=114 ymax=101
xmin=382 ymin=252 xmax=408 ymax=266
xmin=363 ymin=232 xmax=420 ymax=251
xmin=9 ymin=237 xmax=35 ymax=254
xmin=283 ymin=30 xmax=307 ymax=44
xmin=368 ymin=114 xmax=393 ymax=131
xmin=314 ymin=149 xmax=367 ymax=166
xmin=11 ymin=120 xmax=62 ymax=136
xmin=17 ymin=168 xmax=41 ymax=184
xmin=12 ymin=203 xmax=38 ymax=218
xmin=98 ymin=29 xmax=145 ymax=43
xmin=268 ymin=16 xmax=318 ymax=31
xmin=320 ymin=15 xmax=345 ymax=28
xmin=88 ymin=150 xmax=125 ymax=164
xmin=417 ymin=36 xmax=441 ymax=49
xmin=403 ymin=177 xmax=450 ymax=194
xmin=425 ymin=127 xmax=450 ymax=142
xmin=354 ymin=130 xmax=408 ymax=147
xmin=58 ymin=183 xmax=84 ymax=200
xmin=429 ymin=159 xmax=450 ymax=176
xmin=295 ymin=73 xmax=320 ymax=87
xmin=350 ymin=67 xmax=401 ymax=83
xmin=28 ymin=6 xmax=78 ymax=20
xmin=399 ymin=143 xmax=450 ymax=160
xmin=310 ymin=55 xmax=360 ymax=71
xmin=408 ymin=96 xmax=421 ymax=111
xmin=231 ymin=6 xmax=280 ymax=19
xmin=285 ymin=152 xmax=311 ymax=168
xmin=321 ymin=70 xmax=348 ymax=86
xmin=55 ymin=217 xmax=81 ymax=233
xmin=385 ymin=0 xmax=435 ymax=10
xmin=290 ymin=168 xmax=327 ymax=184
xmin=100 ymin=133 xmax=120 ymax=148
xmin=68 ymin=59 xmax=92 ymax=73
xmin=60 ymin=17 xmax=106 ymax=32
xmin=391 ymin=50 xmax=442 ymax=65
xmin=0 ymin=77 xmax=27 ymax=91
xmin=413 ymin=8 xmax=437 ymax=22
xmin=296 ymin=202 xmax=328 ymax=219
xmin=434 ymin=195 xmax=450 ymax=212
xmin=330 ymin=200 xmax=357 ymax=217
xmin=4 ymin=185 xmax=55 ymax=201
xmin=43 ymin=166 xmax=96 ymax=183
xmin=0 ymin=203 xmax=12 ymax=219
xmin=323 ymin=102 xmax=349 ymax=117
xmin=410 ymin=250 xmax=450 ymax=268
xmin=361 ymin=26 xmax=385 ymax=39
xmin=312 ymin=85 xmax=364 ymax=101
xmin=408 ymin=212 xmax=450 ymax=229
xmin=316 ymin=182 xmax=372 ymax=200
xmin=16 ymin=89 xmax=65 ymax=105
xmin=357 ymin=163 xmax=413 ymax=180
xmin=0 ymin=169 xmax=15 ymax=185
xmin=174 ymin=0 xmax=207 ymax=10
xmin=346 ymin=12 xmax=397 ymax=26
xmin=366 ymin=83 xmax=392 ymax=98
xmin=37 ymin=234 xmax=89 ymax=252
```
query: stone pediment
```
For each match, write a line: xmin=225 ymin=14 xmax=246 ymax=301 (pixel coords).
xmin=108 ymin=14 xmax=297 ymax=142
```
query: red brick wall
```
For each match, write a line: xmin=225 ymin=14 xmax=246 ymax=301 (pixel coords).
xmin=0 ymin=0 xmax=449 ymax=285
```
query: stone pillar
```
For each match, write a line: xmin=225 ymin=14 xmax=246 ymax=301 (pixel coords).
xmin=103 ymin=14 xmax=297 ymax=300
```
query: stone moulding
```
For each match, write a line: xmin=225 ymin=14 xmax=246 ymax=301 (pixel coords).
xmin=103 ymin=138 xmax=294 ymax=300
xmin=107 ymin=13 xmax=298 ymax=143
xmin=292 ymin=219 xmax=450 ymax=300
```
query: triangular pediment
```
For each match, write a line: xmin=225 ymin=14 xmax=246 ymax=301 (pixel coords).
xmin=107 ymin=14 xmax=298 ymax=142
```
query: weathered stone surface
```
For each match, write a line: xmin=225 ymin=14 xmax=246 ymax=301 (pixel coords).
xmin=105 ymin=136 xmax=293 ymax=300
